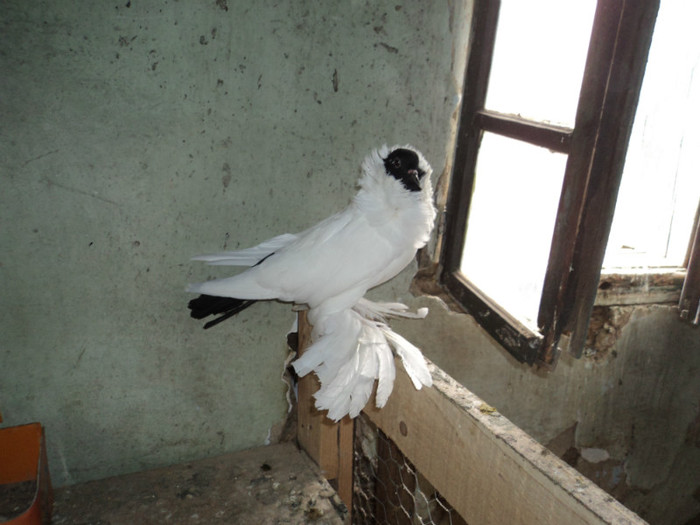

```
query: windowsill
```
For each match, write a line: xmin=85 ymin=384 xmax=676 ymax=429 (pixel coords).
xmin=595 ymin=268 xmax=685 ymax=306
xmin=423 ymin=265 xmax=685 ymax=366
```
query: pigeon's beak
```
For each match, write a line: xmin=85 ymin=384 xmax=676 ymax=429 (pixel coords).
xmin=408 ymin=169 xmax=422 ymax=190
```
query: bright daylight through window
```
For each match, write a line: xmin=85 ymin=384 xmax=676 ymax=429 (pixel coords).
xmin=603 ymin=1 xmax=700 ymax=270
xmin=459 ymin=0 xmax=596 ymax=331
xmin=459 ymin=0 xmax=700 ymax=332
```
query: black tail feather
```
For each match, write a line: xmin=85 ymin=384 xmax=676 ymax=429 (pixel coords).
xmin=188 ymin=294 xmax=256 ymax=329
xmin=188 ymin=252 xmax=272 ymax=329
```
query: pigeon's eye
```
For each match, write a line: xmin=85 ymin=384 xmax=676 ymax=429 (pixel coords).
xmin=391 ymin=158 xmax=401 ymax=169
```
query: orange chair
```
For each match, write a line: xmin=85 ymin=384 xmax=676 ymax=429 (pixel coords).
xmin=0 ymin=423 xmax=52 ymax=525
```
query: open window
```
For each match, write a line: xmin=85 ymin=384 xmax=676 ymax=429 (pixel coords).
xmin=441 ymin=0 xmax=699 ymax=367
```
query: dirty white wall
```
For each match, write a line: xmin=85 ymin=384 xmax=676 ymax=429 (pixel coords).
xmin=0 ymin=0 xmax=470 ymax=486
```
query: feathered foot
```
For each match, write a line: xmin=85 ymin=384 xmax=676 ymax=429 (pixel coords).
xmin=292 ymin=305 xmax=432 ymax=421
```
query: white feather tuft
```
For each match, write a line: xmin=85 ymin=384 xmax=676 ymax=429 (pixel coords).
xmin=382 ymin=326 xmax=432 ymax=390
xmin=293 ymin=310 xmax=360 ymax=379
xmin=353 ymin=298 xmax=429 ymax=322
xmin=374 ymin=337 xmax=396 ymax=408
xmin=292 ymin=304 xmax=430 ymax=421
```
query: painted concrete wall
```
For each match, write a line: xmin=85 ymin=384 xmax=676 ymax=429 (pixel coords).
xmin=0 ymin=1 xmax=470 ymax=486
xmin=3 ymin=2 xmax=696 ymax=523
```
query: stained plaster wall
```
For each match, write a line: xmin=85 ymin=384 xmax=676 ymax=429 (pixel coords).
xmin=0 ymin=0 xmax=470 ymax=486
xmin=394 ymin=295 xmax=700 ymax=524
xmin=3 ymin=2 xmax=696 ymax=522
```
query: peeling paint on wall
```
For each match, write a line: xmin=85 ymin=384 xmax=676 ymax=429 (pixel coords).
xmin=583 ymin=306 xmax=633 ymax=361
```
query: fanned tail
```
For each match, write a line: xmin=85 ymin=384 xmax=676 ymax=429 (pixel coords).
xmin=381 ymin=327 xmax=432 ymax=390
xmin=187 ymin=294 xmax=256 ymax=329
xmin=293 ymin=310 xmax=361 ymax=379
xmin=314 ymin=341 xmax=379 ymax=421
xmin=374 ymin=334 xmax=396 ymax=408
xmin=292 ymin=304 xmax=431 ymax=421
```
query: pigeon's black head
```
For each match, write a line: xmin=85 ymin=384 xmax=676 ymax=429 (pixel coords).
xmin=383 ymin=148 xmax=425 ymax=192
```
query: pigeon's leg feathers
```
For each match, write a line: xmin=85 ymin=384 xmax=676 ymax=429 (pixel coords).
xmin=353 ymin=297 xmax=429 ymax=322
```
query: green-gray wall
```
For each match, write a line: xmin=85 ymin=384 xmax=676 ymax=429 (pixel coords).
xmin=0 ymin=0 xmax=469 ymax=486
xmin=2 ymin=2 xmax=698 ymax=524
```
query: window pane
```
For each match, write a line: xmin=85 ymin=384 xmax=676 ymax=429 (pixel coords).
xmin=460 ymin=133 xmax=567 ymax=330
xmin=604 ymin=1 xmax=700 ymax=269
xmin=485 ymin=0 xmax=597 ymax=127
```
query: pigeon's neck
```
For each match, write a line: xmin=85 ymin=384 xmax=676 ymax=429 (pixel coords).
xmin=354 ymin=168 xmax=435 ymax=245
xmin=355 ymin=170 xmax=405 ymax=213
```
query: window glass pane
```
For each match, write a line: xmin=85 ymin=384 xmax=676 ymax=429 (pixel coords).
xmin=485 ymin=0 xmax=597 ymax=127
xmin=460 ymin=133 xmax=567 ymax=330
xmin=604 ymin=1 xmax=700 ymax=269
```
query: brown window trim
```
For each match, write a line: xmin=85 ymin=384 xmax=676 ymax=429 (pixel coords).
xmin=595 ymin=270 xmax=685 ymax=307
xmin=680 ymin=211 xmax=700 ymax=324
xmin=475 ymin=110 xmax=572 ymax=154
xmin=440 ymin=0 xmax=663 ymax=367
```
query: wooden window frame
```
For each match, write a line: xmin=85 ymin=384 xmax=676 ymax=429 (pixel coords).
xmin=680 ymin=218 xmax=700 ymax=324
xmin=440 ymin=0 xmax=683 ymax=367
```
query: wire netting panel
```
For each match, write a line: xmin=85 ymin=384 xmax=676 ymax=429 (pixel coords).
xmin=352 ymin=414 xmax=468 ymax=525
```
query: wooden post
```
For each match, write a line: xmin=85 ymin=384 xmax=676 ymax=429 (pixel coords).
xmin=295 ymin=311 xmax=354 ymax=511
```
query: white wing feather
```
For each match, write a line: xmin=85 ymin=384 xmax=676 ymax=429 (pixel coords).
xmin=382 ymin=327 xmax=432 ymax=390
xmin=372 ymin=330 xmax=396 ymax=408
xmin=192 ymin=233 xmax=298 ymax=266
xmin=293 ymin=310 xmax=361 ymax=380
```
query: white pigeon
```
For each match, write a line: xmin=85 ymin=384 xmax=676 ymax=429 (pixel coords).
xmin=187 ymin=144 xmax=436 ymax=419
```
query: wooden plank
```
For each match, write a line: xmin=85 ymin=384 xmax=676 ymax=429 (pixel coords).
xmin=444 ymin=271 xmax=542 ymax=364
xmin=596 ymin=271 xmax=684 ymax=306
xmin=476 ymin=110 xmax=572 ymax=154
xmin=679 ymin=216 xmax=700 ymax=324
xmin=363 ymin=360 xmax=646 ymax=525
xmin=539 ymin=0 xmax=660 ymax=362
xmin=296 ymin=310 xmax=339 ymax=479
xmin=336 ymin=416 xmax=354 ymax=511
xmin=295 ymin=311 xmax=354 ymax=514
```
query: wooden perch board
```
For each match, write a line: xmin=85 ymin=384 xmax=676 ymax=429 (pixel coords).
xmin=362 ymin=360 xmax=647 ymax=525
xmin=294 ymin=311 xmax=645 ymax=524
xmin=295 ymin=311 xmax=353 ymax=510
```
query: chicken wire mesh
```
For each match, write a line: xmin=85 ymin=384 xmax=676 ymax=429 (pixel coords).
xmin=352 ymin=414 xmax=468 ymax=525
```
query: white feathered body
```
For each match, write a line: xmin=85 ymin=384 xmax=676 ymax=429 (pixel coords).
xmin=187 ymin=146 xmax=436 ymax=314
xmin=187 ymin=145 xmax=436 ymax=421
